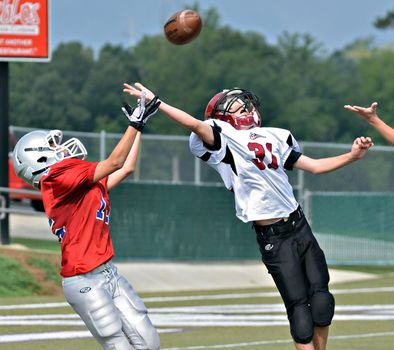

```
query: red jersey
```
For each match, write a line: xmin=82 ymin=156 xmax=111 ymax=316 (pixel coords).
xmin=40 ymin=158 xmax=114 ymax=277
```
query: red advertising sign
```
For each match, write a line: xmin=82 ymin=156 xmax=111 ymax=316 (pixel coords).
xmin=0 ymin=0 xmax=50 ymax=62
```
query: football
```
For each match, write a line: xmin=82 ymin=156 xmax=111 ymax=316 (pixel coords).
xmin=164 ymin=9 xmax=202 ymax=45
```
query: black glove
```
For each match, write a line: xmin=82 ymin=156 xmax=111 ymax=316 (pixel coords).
xmin=122 ymin=92 xmax=161 ymax=132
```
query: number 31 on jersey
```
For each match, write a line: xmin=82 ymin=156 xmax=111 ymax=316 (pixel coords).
xmin=248 ymin=142 xmax=279 ymax=170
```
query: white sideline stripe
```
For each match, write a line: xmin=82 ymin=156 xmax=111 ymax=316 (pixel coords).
xmin=333 ymin=287 xmax=394 ymax=295
xmin=0 ymin=320 xmax=85 ymax=326
xmin=161 ymin=332 xmax=394 ymax=350
xmin=0 ymin=320 xmax=290 ymax=327
xmin=163 ymin=338 xmax=292 ymax=349
xmin=2 ymin=303 xmax=394 ymax=318
xmin=0 ymin=302 xmax=68 ymax=310
xmin=3 ymin=330 xmax=393 ymax=347
xmin=0 ymin=314 xmax=79 ymax=319
xmin=144 ymin=286 xmax=394 ymax=302
xmin=152 ymin=303 xmax=394 ymax=313
xmin=0 ymin=286 xmax=393 ymax=309
xmin=0 ymin=331 xmax=92 ymax=343
xmin=145 ymin=292 xmax=281 ymax=302
xmin=0 ymin=328 xmax=181 ymax=343
xmin=1 ymin=303 xmax=394 ymax=326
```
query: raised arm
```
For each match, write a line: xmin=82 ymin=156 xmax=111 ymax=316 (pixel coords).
xmin=345 ymin=102 xmax=394 ymax=146
xmin=94 ymin=91 xmax=159 ymax=183
xmin=294 ymin=136 xmax=374 ymax=174
xmin=94 ymin=126 xmax=138 ymax=183
xmin=107 ymin=131 xmax=142 ymax=191
xmin=123 ymin=82 xmax=215 ymax=146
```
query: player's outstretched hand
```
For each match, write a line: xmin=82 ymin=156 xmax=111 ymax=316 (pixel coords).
xmin=351 ymin=136 xmax=374 ymax=159
xmin=123 ymin=82 xmax=157 ymax=102
xmin=344 ymin=102 xmax=378 ymax=123
xmin=122 ymin=90 xmax=161 ymax=132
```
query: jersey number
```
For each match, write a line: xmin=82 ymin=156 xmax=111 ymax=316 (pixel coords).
xmin=247 ymin=142 xmax=278 ymax=170
xmin=96 ymin=192 xmax=110 ymax=225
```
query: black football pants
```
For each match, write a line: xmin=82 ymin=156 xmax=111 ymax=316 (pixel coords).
xmin=254 ymin=207 xmax=335 ymax=344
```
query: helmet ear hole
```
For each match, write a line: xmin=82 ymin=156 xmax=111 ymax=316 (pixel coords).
xmin=37 ymin=156 xmax=47 ymax=163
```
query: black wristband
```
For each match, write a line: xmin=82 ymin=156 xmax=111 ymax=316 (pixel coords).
xmin=129 ymin=121 xmax=144 ymax=132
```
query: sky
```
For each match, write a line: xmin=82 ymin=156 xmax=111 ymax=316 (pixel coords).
xmin=51 ymin=0 xmax=394 ymax=54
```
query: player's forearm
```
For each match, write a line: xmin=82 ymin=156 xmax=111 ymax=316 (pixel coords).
xmin=369 ymin=117 xmax=394 ymax=145
xmin=94 ymin=127 xmax=138 ymax=182
xmin=159 ymin=101 xmax=214 ymax=144
xmin=310 ymin=153 xmax=356 ymax=174
xmin=295 ymin=153 xmax=356 ymax=174
xmin=159 ymin=101 xmax=200 ymax=129
xmin=122 ymin=131 xmax=141 ymax=174
xmin=107 ymin=132 xmax=141 ymax=191
xmin=108 ymin=126 xmax=138 ymax=167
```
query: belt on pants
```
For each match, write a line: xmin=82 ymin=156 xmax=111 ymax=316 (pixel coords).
xmin=254 ymin=206 xmax=304 ymax=236
xmin=88 ymin=259 xmax=114 ymax=274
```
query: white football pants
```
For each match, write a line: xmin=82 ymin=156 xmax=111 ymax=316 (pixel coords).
xmin=62 ymin=260 xmax=160 ymax=350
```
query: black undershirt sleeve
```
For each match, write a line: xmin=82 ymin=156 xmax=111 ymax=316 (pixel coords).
xmin=203 ymin=122 xmax=222 ymax=151
xmin=284 ymin=150 xmax=302 ymax=170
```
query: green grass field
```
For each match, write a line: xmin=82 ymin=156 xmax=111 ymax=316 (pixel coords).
xmin=0 ymin=267 xmax=393 ymax=350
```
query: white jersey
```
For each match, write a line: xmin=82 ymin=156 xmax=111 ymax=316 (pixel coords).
xmin=189 ymin=119 xmax=301 ymax=223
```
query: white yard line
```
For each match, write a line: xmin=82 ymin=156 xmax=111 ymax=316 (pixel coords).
xmin=0 ymin=287 xmax=393 ymax=344
xmin=0 ymin=328 xmax=181 ymax=343
xmin=0 ymin=304 xmax=393 ymax=328
xmin=0 ymin=302 xmax=68 ymax=310
xmin=2 ymin=330 xmax=394 ymax=346
xmin=1 ymin=286 xmax=393 ymax=309
xmin=161 ymin=332 xmax=394 ymax=350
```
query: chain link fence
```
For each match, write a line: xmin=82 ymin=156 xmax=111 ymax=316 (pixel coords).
xmin=8 ymin=126 xmax=394 ymax=264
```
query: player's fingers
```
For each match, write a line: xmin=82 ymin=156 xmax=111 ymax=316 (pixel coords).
xmin=359 ymin=137 xmax=374 ymax=148
xmin=344 ymin=105 xmax=359 ymax=112
xmin=361 ymin=137 xmax=373 ymax=145
xmin=123 ymin=87 xmax=136 ymax=96
xmin=371 ymin=102 xmax=378 ymax=111
xmin=123 ymin=83 xmax=134 ymax=90
xmin=134 ymin=82 xmax=146 ymax=91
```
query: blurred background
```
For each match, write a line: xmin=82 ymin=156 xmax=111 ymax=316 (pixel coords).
xmin=2 ymin=0 xmax=394 ymax=265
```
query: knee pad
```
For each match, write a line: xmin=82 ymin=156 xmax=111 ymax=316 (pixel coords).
xmin=310 ymin=290 xmax=335 ymax=326
xmin=288 ymin=304 xmax=314 ymax=344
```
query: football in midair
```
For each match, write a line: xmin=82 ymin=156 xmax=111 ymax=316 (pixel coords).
xmin=164 ymin=9 xmax=202 ymax=45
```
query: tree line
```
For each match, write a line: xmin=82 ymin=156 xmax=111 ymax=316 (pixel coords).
xmin=8 ymin=6 xmax=394 ymax=144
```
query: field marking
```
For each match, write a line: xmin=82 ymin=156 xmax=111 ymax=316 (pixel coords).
xmin=0 ymin=328 xmax=181 ymax=343
xmin=0 ymin=331 xmax=92 ymax=343
xmin=143 ymin=286 xmax=394 ymax=302
xmin=161 ymin=332 xmax=394 ymax=349
xmin=0 ymin=304 xmax=393 ymax=328
xmin=0 ymin=286 xmax=393 ymax=344
xmin=0 ymin=302 xmax=68 ymax=310
xmin=1 ymin=330 xmax=394 ymax=347
xmin=1 ymin=286 xmax=392 ymax=309
xmin=163 ymin=338 xmax=292 ymax=349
